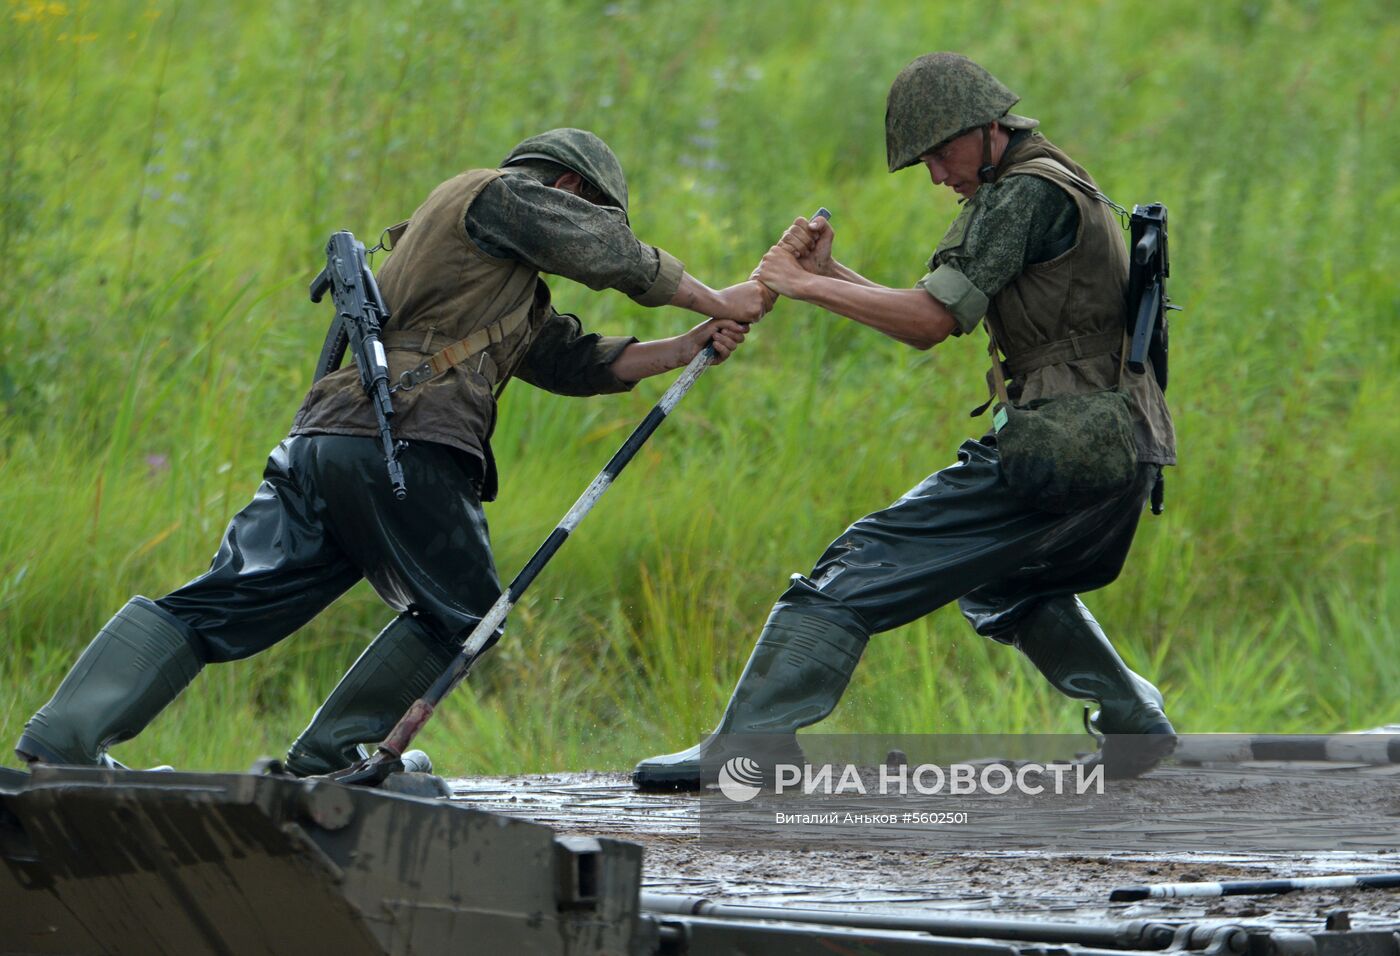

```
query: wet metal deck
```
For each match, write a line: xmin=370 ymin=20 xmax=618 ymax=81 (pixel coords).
xmin=447 ymin=762 xmax=1400 ymax=932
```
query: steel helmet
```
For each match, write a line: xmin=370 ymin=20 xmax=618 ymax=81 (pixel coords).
xmin=502 ymin=128 xmax=630 ymax=222
xmin=885 ymin=53 xmax=1038 ymax=173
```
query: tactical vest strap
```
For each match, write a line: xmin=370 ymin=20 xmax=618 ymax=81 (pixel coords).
xmin=380 ymin=219 xmax=411 ymax=251
xmin=985 ymin=153 xmax=1132 ymax=403
xmin=987 ymin=332 xmax=1012 ymax=410
xmin=382 ymin=305 xmax=531 ymax=392
xmin=983 ymin=327 xmax=1129 ymax=415
xmin=1004 ymin=329 xmax=1123 ymax=378
xmin=1005 ymin=157 xmax=1130 ymax=225
xmin=1007 ymin=157 xmax=1096 ymax=196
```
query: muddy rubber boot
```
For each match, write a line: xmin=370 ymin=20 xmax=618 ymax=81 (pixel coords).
xmin=14 ymin=597 xmax=203 ymax=766
xmin=632 ymin=607 xmax=867 ymax=791
xmin=1011 ymin=596 xmax=1175 ymax=779
xmin=284 ymin=614 xmax=458 ymax=777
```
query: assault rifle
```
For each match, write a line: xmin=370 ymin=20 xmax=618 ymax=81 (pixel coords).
xmin=310 ymin=230 xmax=407 ymax=499
xmin=1124 ymin=203 xmax=1177 ymax=514
xmin=1125 ymin=203 xmax=1173 ymax=392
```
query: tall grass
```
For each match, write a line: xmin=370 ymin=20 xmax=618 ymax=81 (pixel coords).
xmin=1 ymin=1 xmax=1395 ymax=773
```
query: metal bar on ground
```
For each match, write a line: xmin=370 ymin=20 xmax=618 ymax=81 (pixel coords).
xmin=1171 ymin=733 xmax=1400 ymax=765
xmin=1110 ymin=872 xmax=1400 ymax=902
xmin=641 ymin=892 xmax=1196 ymax=950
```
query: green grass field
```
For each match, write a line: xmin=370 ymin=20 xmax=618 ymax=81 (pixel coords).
xmin=1 ymin=0 xmax=1396 ymax=773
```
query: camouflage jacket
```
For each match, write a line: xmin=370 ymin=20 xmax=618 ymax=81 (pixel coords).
xmin=919 ymin=132 xmax=1175 ymax=465
xmin=290 ymin=168 xmax=685 ymax=499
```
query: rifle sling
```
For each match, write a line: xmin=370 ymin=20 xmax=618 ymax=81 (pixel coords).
xmin=378 ymin=219 xmax=411 ymax=252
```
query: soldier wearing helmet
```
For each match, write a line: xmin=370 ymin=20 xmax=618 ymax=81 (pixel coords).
xmin=17 ymin=128 xmax=770 ymax=776
xmin=635 ymin=55 xmax=1177 ymax=789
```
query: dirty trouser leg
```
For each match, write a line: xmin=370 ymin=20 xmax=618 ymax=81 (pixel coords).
xmin=16 ymin=439 xmax=362 ymax=766
xmin=634 ymin=439 xmax=1145 ymax=789
xmin=958 ymin=465 xmax=1176 ymax=776
xmin=777 ymin=441 xmax=1150 ymax=636
xmin=303 ymin=436 xmax=501 ymax=642
xmin=955 ymin=463 xmax=1168 ymax=730
xmin=284 ymin=436 xmax=502 ymax=774
xmin=155 ymin=439 xmax=363 ymax=662
xmin=956 ymin=464 xmax=1156 ymax=639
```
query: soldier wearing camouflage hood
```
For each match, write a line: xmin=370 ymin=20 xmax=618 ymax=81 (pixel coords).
xmin=635 ymin=55 xmax=1177 ymax=789
xmin=18 ymin=128 xmax=768 ymax=775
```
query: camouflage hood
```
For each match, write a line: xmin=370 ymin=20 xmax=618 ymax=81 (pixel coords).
xmin=502 ymin=128 xmax=630 ymax=222
xmin=885 ymin=53 xmax=1039 ymax=173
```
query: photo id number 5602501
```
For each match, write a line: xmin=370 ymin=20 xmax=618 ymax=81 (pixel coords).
xmin=901 ymin=811 xmax=969 ymax=825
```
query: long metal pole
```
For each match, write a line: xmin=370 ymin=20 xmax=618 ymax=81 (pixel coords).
xmin=641 ymin=895 xmax=1243 ymax=951
xmin=1111 ymin=872 xmax=1400 ymax=902
xmin=333 ymin=209 xmax=830 ymax=786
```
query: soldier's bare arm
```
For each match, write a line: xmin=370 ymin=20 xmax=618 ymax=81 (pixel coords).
xmin=774 ymin=216 xmax=880 ymax=289
xmin=609 ymin=318 xmax=749 ymax=383
xmin=667 ymin=275 xmax=770 ymax=325
xmin=756 ymin=243 xmax=956 ymax=350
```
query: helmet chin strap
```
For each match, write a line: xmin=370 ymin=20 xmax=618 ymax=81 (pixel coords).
xmin=977 ymin=123 xmax=997 ymax=183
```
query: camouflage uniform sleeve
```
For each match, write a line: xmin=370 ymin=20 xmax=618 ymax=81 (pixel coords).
xmin=466 ymin=175 xmax=684 ymax=306
xmin=513 ymin=307 xmax=639 ymax=397
xmin=916 ymin=175 xmax=1078 ymax=335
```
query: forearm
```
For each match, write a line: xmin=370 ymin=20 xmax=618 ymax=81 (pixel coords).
xmin=668 ymin=273 xmax=768 ymax=325
xmin=610 ymin=317 xmax=749 ymax=383
xmin=609 ymin=338 xmax=689 ymax=383
xmin=790 ymin=273 xmax=957 ymax=349
xmin=668 ymin=273 xmax=726 ymax=317
xmin=827 ymin=259 xmax=880 ymax=288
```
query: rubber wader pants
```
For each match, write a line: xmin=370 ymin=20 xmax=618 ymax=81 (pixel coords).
xmin=15 ymin=597 xmax=203 ymax=766
xmin=15 ymin=435 xmax=499 ymax=770
xmin=634 ymin=439 xmax=1171 ymax=790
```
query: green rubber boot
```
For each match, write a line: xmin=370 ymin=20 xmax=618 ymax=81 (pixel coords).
xmin=632 ymin=607 xmax=867 ymax=791
xmin=284 ymin=614 xmax=458 ymax=777
xmin=15 ymin=597 xmax=203 ymax=766
xmin=1011 ymin=596 xmax=1175 ymax=779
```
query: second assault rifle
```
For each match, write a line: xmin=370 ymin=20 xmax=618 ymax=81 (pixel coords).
xmin=310 ymin=230 xmax=407 ymax=499
xmin=1125 ymin=202 xmax=1173 ymax=392
xmin=1124 ymin=202 xmax=1178 ymax=514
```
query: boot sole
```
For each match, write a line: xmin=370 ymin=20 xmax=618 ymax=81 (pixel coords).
xmin=632 ymin=766 xmax=705 ymax=791
xmin=1100 ymin=728 xmax=1178 ymax=779
xmin=14 ymin=732 xmax=69 ymax=767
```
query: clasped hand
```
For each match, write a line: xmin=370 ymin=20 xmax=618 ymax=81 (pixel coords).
xmin=688 ymin=214 xmax=837 ymax=364
xmin=754 ymin=215 xmax=835 ymax=300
